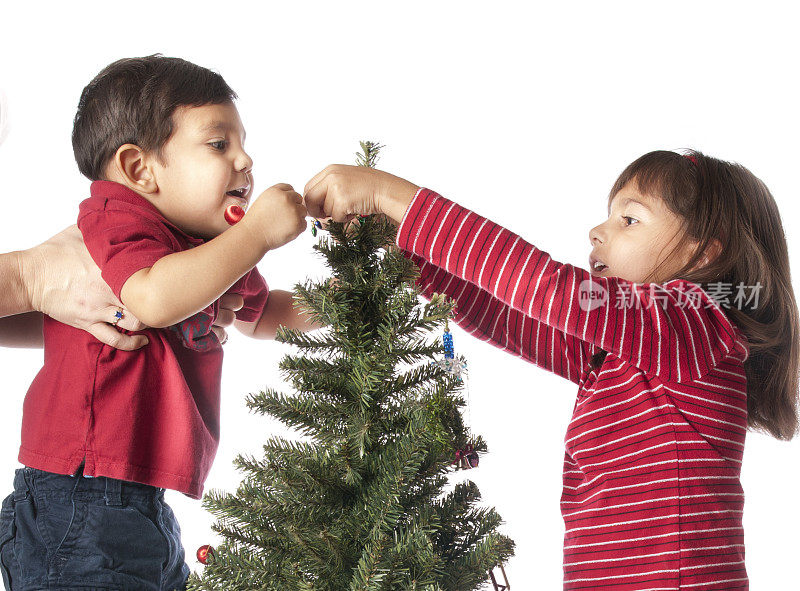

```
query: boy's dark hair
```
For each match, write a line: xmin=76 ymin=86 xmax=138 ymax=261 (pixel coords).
xmin=590 ymin=149 xmax=800 ymax=441
xmin=72 ymin=54 xmax=237 ymax=180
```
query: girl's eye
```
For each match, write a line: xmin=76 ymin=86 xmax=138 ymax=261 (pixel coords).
xmin=209 ymin=140 xmax=227 ymax=151
xmin=622 ymin=215 xmax=638 ymax=226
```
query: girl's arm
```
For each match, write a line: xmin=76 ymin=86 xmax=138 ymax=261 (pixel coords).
xmin=407 ymin=251 xmax=595 ymax=385
xmin=397 ymin=189 xmax=744 ymax=384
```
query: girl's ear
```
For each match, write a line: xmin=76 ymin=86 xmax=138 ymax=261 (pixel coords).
xmin=109 ymin=144 xmax=158 ymax=194
xmin=692 ymin=238 xmax=723 ymax=270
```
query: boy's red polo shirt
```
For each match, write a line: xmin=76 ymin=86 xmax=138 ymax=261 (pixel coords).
xmin=18 ymin=181 xmax=269 ymax=499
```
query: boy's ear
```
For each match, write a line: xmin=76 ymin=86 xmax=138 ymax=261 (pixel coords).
xmin=111 ymin=144 xmax=158 ymax=194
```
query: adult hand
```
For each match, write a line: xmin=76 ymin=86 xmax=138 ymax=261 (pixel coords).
xmin=19 ymin=225 xmax=148 ymax=350
xmin=303 ymin=165 xmax=419 ymax=226
xmin=212 ymin=293 xmax=243 ymax=345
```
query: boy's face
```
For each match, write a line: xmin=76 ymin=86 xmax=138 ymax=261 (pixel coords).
xmin=148 ymin=102 xmax=253 ymax=239
xmin=588 ymin=181 xmax=697 ymax=284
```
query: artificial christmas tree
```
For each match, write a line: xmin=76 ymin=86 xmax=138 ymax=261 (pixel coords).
xmin=187 ymin=142 xmax=514 ymax=591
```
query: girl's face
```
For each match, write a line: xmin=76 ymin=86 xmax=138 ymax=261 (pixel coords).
xmin=588 ymin=180 xmax=698 ymax=284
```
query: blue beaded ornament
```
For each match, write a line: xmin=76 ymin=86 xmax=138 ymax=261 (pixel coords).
xmin=311 ymin=219 xmax=323 ymax=237
xmin=443 ymin=330 xmax=454 ymax=358
xmin=437 ymin=319 xmax=467 ymax=381
xmin=439 ymin=317 xmax=475 ymax=471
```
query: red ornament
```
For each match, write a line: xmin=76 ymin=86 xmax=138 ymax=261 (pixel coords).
xmin=224 ymin=204 xmax=245 ymax=225
xmin=453 ymin=444 xmax=479 ymax=470
xmin=467 ymin=447 xmax=479 ymax=468
xmin=196 ymin=544 xmax=215 ymax=564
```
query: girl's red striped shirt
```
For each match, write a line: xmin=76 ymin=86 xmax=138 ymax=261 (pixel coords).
xmin=396 ymin=188 xmax=750 ymax=590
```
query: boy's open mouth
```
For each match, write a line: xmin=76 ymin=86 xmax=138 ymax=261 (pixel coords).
xmin=226 ymin=188 xmax=247 ymax=198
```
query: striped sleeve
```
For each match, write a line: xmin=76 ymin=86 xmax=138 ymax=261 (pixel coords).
xmin=406 ymin=250 xmax=596 ymax=385
xmin=396 ymin=188 xmax=744 ymax=384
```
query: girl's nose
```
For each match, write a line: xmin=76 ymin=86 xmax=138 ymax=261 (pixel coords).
xmin=589 ymin=224 xmax=605 ymax=245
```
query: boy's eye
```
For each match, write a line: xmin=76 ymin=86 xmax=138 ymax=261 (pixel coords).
xmin=622 ymin=215 xmax=638 ymax=226
xmin=209 ymin=140 xmax=228 ymax=151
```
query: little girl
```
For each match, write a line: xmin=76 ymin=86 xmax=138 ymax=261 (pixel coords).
xmin=303 ymin=149 xmax=800 ymax=590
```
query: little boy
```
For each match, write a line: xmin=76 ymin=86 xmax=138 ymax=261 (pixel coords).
xmin=0 ymin=55 xmax=317 ymax=590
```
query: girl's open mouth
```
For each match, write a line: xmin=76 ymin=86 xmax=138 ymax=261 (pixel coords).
xmin=589 ymin=255 xmax=608 ymax=274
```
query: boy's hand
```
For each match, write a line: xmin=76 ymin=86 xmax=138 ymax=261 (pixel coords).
xmin=19 ymin=225 xmax=148 ymax=350
xmin=211 ymin=293 xmax=243 ymax=345
xmin=241 ymin=183 xmax=307 ymax=251
xmin=303 ymin=165 xmax=419 ymax=226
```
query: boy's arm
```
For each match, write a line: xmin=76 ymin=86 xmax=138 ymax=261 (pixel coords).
xmin=234 ymin=289 xmax=323 ymax=339
xmin=115 ymin=184 xmax=306 ymax=329
xmin=121 ymin=219 xmax=269 ymax=328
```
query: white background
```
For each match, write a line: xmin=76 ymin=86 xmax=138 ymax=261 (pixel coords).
xmin=1 ymin=1 xmax=798 ymax=588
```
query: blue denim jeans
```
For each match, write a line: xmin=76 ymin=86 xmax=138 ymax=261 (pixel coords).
xmin=0 ymin=465 xmax=190 ymax=590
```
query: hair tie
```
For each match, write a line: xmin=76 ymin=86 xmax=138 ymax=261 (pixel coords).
xmin=684 ymin=154 xmax=698 ymax=165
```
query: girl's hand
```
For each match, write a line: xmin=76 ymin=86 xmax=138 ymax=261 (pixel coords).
xmin=303 ymin=165 xmax=419 ymax=226
xmin=19 ymin=225 xmax=148 ymax=350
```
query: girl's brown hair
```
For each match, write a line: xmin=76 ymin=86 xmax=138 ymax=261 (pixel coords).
xmin=590 ymin=149 xmax=799 ymax=440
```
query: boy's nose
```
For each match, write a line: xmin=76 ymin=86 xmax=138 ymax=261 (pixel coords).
xmin=236 ymin=151 xmax=254 ymax=173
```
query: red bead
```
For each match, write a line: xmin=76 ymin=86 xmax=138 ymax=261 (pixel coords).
xmin=196 ymin=544 xmax=215 ymax=564
xmin=224 ymin=205 xmax=245 ymax=225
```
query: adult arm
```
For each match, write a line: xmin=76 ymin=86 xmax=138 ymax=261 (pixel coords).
xmin=0 ymin=226 xmax=147 ymax=350
xmin=0 ymin=250 xmax=43 ymax=347
xmin=0 ymin=250 xmax=28 ymax=318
